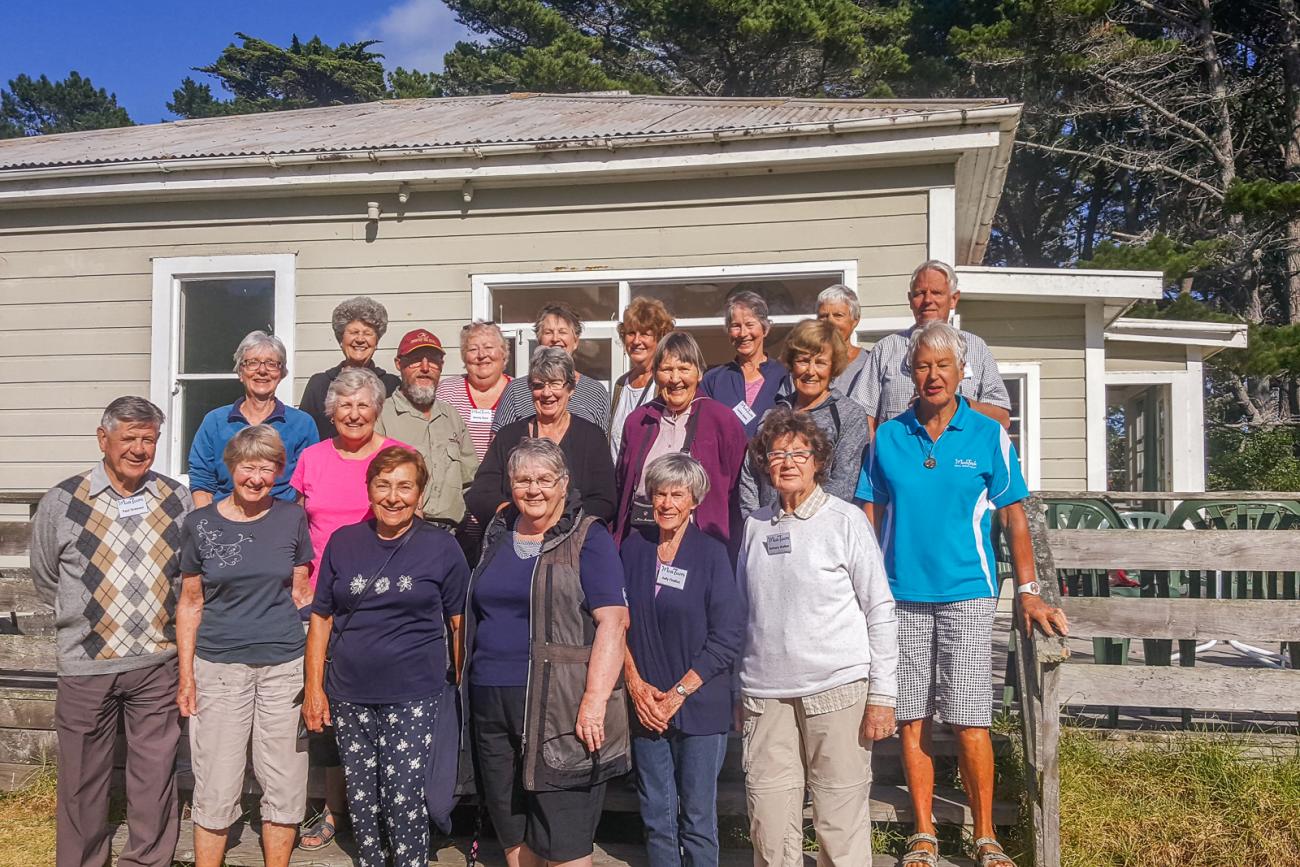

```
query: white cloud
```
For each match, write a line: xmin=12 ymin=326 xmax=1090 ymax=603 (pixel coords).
xmin=362 ymin=0 xmax=472 ymax=73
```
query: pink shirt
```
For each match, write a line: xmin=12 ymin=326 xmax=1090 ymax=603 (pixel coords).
xmin=289 ymin=437 xmax=407 ymax=585
xmin=744 ymin=376 xmax=764 ymax=406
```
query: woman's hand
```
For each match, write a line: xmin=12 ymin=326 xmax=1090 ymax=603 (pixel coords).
xmin=575 ymin=690 xmax=608 ymax=752
xmin=1019 ymin=593 xmax=1069 ymax=637
xmin=861 ymin=703 xmax=896 ymax=742
xmin=652 ymin=689 xmax=685 ymax=723
xmin=628 ymin=678 xmax=668 ymax=733
xmin=176 ymin=676 xmax=197 ymax=718
xmin=302 ymin=686 xmax=331 ymax=733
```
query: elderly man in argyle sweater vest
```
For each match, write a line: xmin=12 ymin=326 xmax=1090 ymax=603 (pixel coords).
xmin=31 ymin=397 xmax=193 ymax=867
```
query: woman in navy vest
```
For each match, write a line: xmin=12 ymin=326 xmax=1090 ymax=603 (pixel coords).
xmin=622 ymin=452 xmax=744 ymax=867
xmin=699 ymin=290 xmax=789 ymax=439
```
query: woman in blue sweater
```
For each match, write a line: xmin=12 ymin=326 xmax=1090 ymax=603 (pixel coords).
xmin=621 ymin=452 xmax=745 ymax=867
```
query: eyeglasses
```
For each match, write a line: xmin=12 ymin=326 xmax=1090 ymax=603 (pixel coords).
xmin=528 ymin=380 xmax=569 ymax=393
xmin=510 ymin=475 xmax=565 ymax=490
xmin=240 ymin=360 xmax=283 ymax=372
xmin=766 ymin=450 xmax=814 ymax=465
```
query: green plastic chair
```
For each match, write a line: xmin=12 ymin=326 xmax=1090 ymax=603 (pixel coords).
xmin=1044 ymin=499 xmax=1131 ymax=674
xmin=1121 ymin=510 xmax=1169 ymax=530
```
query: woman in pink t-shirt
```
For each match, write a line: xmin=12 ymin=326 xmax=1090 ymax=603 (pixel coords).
xmin=290 ymin=367 xmax=409 ymax=587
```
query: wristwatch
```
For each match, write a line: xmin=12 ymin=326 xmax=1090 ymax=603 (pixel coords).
xmin=1016 ymin=580 xmax=1042 ymax=596
xmin=674 ymin=683 xmax=689 ymax=698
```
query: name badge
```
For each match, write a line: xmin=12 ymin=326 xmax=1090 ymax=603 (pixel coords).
xmin=763 ymin=531 xmax=792 ymax=556
xmin=116 ymin=495 xmax=148 ymax=518
xmin=732 ymin=401 xmax=756 ymax=425
xmin=469 ymin=408 xmax=494 ymax=425
xmin=656 ymin=564 xmax=688 ymax=590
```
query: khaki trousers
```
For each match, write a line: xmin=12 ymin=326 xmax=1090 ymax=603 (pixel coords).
xmin=742 ymin=692 xmax=873 ymax=867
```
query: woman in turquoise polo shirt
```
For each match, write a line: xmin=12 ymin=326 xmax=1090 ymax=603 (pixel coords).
xmin=856 ymin=320 xmax=1068 ymax=867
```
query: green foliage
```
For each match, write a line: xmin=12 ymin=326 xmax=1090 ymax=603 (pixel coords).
xmin=1207 ymin=425 xmax=1300 ymax=493
xmin=439 ymin=0 xmax=912 ymax=96
xmin=1224 ymin=178 xmax=1300 ymax=219
xmin=386 ymin=68 xmax=443 ymax=99
xmin=1080 ymin=235 xmax=1230 ymax=285
xmin=0 ymin=72 xmax=131 ymax=138
xmin=1219 ymin=323 xmax=1300 ymax=379
xmin=165 ymin=78 xmax=238 ymax=119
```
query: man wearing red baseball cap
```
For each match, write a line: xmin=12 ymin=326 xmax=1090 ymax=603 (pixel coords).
xmin=375 ymin=328 xmax=479 ymax=530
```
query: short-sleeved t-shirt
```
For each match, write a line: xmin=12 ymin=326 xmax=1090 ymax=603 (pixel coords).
xmin=289 ymin=437 xmax=407 ymax=586
xmin=179 ymin=499 xmax=313 ymax=665
xmin=470 ymin=523 xmax=626 ymax=688
xmin=311 ymin=520 xmax=468 ymax=705
xmin=853 ymin=327 xmax=1010 ymax=422
xmin=855 ymin=397 xmax=1028 ymax=602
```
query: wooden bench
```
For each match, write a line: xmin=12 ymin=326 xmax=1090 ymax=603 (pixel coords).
xmin=1016 ymin=492 xmax=1300 ymax=867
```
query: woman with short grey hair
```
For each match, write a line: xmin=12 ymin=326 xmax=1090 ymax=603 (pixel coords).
xmin=188 ymin=330 xmax=319 ymax=510
xmin=438 ymin=320 xmax=513 ymax=462
xmin=701 ymin=290 xmax=789 ymax=438
xmin=299 ymin=296 xmax=401 ymax=440
xmin=817 ymin=283 xmax=869 ymax=396
xmin=466 ymin=346 xmax=616 ymax=527
xmin=620 ymin=452 xmax=743 ymax=867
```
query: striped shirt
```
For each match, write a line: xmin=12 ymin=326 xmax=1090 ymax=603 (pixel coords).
xmin=491 ymin=375 xmax=612 ymax=434
xmin=436 ymin=374 xmax=512 ymax=461
xmin=852 ymin=326 xmax=1010 ymax=423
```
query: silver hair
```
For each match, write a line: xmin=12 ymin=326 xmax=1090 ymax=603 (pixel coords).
xmin=231 ymin=330 xmax=287 ymax=373
xmin=533 ymin=303 xmax=584 ymax=339
xmin=331 ymin=296 xmax=390 ymax=342
xmin=643 ymin=452 xmax=710 ymax=504
xmin=816 ymin=283 xmax=860 ymax=320
xmin=651 ymin=331 xmax=706 ymax=375
xmin=506 ymin=437 xmax=570 ymax=481
xmin=723 ymin=290 xmax=771 ymax=331
xmin=100 ymin=396 xmax=165 ymax=432
xmin=907 ymin=320 xmax=967 ymax=371
xmin=460 ymin=320 xmax=508 ymax=355
xmin=909 ymin=259 xmax=959 ymax=293
xmin=324 ymin=366 xmax=386 ymax=418
xmin=528 ymin=346 xmax=576 ymax=388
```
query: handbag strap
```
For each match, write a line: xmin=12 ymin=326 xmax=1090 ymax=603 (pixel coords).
xmin=332 ymin=523 xmax=420 ymax=651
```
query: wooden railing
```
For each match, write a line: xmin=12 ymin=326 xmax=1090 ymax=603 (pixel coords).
xmin=1017 ymin=492 xmax=1300 ymax=867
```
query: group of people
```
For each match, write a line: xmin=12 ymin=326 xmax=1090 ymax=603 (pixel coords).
xmin=32 ymin=258 xmax=1068 ymax=867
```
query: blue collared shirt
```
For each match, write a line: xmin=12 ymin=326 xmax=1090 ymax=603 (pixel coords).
xmin=186 ymin=398 xmax=319 ymax=501
xmin=855 ymin=396 xmax=1028 ymax=602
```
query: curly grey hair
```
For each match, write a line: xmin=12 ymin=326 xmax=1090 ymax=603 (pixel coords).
xmin=528 ymin=346 xmax=576 ymax=389
xmin=100 ymin=396 xmax=165 ymax=432
xmin=643 ymin=452 xmax=710 ymax=504
xmin=816 ymin=284 xmax=860 ymax=320
xmin=909 ymin=259 xmax=959 ymax=294
xmin=506 ymin=437 xmax=570 ymax=482
xmin=232 ymin=330 xmax=287 ymax=373
xmin=723 ymin=290 xmax=771 ymax=332
xmin=331 ymin=296 xmax=390 ymax=343
xmin=324 ymin=367 xmax=386 ymax=418
xmin=907 ymin=320 xmax=967 ymax=371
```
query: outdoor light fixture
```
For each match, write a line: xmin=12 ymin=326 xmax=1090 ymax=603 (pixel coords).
xmin=366 ymin=201 xmax=381 ymax=221
xmin=397 ymin=183 xmax=411 ymax=205
xmin=461 ymin=181 xmax=474 ymax=204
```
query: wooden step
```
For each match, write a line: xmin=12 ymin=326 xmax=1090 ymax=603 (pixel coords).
xmin=114 ymin=818 xmax=977 ymax=866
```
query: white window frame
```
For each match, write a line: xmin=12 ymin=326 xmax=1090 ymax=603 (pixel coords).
xmin=150 ymin=254 xmax=297 ymax=479
xmin=998 ymin=362 xmax=1041 ymax=489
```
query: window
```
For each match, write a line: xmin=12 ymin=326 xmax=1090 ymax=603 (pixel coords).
xmin=998 ymin=363 xmax=1040 ymax=488
xmin=151 ymin=255 xmax=296 ymax=479
xmin=472 ymin=262 xmax=859 ymax=388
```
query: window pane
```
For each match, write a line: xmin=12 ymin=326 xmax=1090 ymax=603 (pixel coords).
xmin=681 ymin=323 xmax=795 ymax=370
xmin=633 ymin=274 xmax=841 ymax=320
xmin=524 ymin=338 xmax=612 ymax=387
xmin=179 ymin=278 xmax=275 ymax=374
xmin=490 ymin=284 xmax=619 ymax=326
xmin=1002 ymin=376 xmax=1023 ymax=453
xmin=179 ymin=378 xmax=247 ymax=473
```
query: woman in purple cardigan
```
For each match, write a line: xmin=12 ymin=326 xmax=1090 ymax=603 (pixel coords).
xmin=615 ymin=332 xmax=748 ymax=551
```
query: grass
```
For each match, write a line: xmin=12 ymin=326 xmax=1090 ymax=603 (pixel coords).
xmin=0 ymin=765 xmax=57 ymax=867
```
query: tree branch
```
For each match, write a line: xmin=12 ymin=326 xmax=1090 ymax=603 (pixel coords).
xmin=1018 ymin=139 xmax=1226 ymax=200
xmin=1083 ymin=68 xmax=1233 ymax=169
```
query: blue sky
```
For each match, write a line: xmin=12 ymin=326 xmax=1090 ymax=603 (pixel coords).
xmin=2 ymin=0 xmax=471 ymax=124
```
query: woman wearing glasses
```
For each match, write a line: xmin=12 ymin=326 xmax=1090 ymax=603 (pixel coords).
xmin=463 ymin=437 xmax=630 ymax=866
xmin=188 ymin=331 xmax=319 ymax=509
xmin=466 ymin=346 xmax=617 ymax=527
xmin=736 ymin=406 xmax=898 ymax=867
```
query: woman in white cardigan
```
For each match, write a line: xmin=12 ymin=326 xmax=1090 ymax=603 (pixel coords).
xmin=736 ymin=406 xmax=898 ymax=867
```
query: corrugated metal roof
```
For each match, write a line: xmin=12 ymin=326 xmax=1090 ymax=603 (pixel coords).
xmin=0 ymin=93 xmax=1009 ymax=171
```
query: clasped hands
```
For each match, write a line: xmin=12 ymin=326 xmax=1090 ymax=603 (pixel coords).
xmin=628 ymin=676 xmax=685 ymax=733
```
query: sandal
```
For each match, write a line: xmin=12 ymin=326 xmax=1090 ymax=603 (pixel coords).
xmin=901 ymin=832 xmax=940 ymax=865
xmin=298 ymin=809 xmax=338 ymax=851
xmin=973 ymin=836 xmax=1015 ymax=867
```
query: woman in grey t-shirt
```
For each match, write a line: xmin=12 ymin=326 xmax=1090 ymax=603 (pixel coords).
xmin=175 ymin=425 xmax=314 ymax=867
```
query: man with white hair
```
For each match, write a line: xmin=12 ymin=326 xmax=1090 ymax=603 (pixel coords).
xmin=31 ymin=396 xmax=193 ymax=867
xmin=853 ymin=260 xmax=1011 ymax=433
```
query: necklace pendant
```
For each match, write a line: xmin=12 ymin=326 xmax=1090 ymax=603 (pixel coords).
xmin=924 ymin=457 xmax=937 ymax=469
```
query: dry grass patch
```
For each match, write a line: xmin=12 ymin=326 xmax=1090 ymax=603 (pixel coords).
xmin=0 ymin=766 xmax=57 ymax=867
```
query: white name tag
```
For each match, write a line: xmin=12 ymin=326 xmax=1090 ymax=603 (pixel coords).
xmin=469 ymin=408 xmax=494 ymax=425
xmin=732 ymin=401 xmax=757 ymax=425
xmin=763 ymin=531 xmax=792 ymax=556
xmin=656 ymin=564 xmax=688 ymax=590
xmin=116 ymin=495 xmax=149 ymax=518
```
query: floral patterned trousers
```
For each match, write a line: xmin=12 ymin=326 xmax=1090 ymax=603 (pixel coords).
xmin=333 ymin=695 xmax=440 ymax=867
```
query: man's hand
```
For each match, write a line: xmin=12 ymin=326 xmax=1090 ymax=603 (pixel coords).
xmin=1019 ymin=593 xmax=1069 ymax=637
xmin=302 ymin=686 xmax=331 ymax=733
xmin=176 ymin=677 xmax=197 ymax=717
xmin=861 ymin=703 xmax=896 ymax=742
